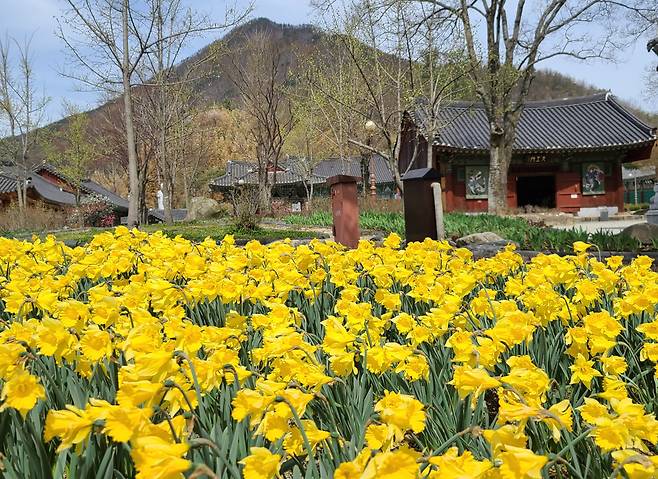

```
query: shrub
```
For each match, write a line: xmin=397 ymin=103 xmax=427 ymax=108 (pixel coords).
xmin=230 ymin=184 xmax=260 ymax=230
xmin=69 ymin=197 xmax=116 ymax=227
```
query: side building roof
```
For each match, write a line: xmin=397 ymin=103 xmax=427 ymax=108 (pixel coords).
xmin=0 ymin=174 xmax=16 ymax=194
xmin=212 ymin=156 xmax=397 ymax=189
xmin=0 ymin=162 xmax=128 ymax=209
xmin=81 ymin=180 xmax=129 ymax=210
xmin=313 ymin=156 xmax=395 ymax=184
xmin=211 ymin=158 xmax=326 ymax=189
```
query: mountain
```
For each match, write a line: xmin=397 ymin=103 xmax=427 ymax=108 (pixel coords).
xmin=25 ymin=18 xmax=658 ymax=160
xmin=178 ymin=18 xmax=324 ymax=108
xmin=169 ymin=18 xmax=628 ymax=109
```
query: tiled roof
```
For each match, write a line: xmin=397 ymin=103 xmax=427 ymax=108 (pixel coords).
xmin=29 ymin=174 xmax=77 ymax=206
xmin=81 ymin=180 xmax=129 ymax=210
xmin=0 ymin=162 xmax=128 ymax=209
xmin=211 ymin=159 xmax=326 ymax=188
xmin=211 ymin=160 xmax=254 ymax=188
xmin=0 ymin=174 xmax=16 ymax=194
xmin=148 ymin=209 xmax=188 ymax=223
xmin=0 ymin=163 xmax=76 ymax=205
xmin=412 ymin=93 xmax=656 ymax=153
xmin=33 ymin=162 xmax=72 ymax=182
xmin=211 ymin=156 xmax=397 ymax=189
xmin=313 ymin=156 xmax=395 ymax=184
xmin=34 ymin=164 xmax=129 ymax=210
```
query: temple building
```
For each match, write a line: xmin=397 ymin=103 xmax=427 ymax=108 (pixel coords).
xmin=399 ymin=93 xmax=657 ymax=214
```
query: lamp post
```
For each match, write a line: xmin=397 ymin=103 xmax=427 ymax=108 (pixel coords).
xmin=364 ymin=120 xmax=377 ymax=198
xmin=647 ymin=38 xmax=658 ymax=225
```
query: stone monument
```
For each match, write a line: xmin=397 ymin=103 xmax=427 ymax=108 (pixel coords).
xmin=156 ymin=189 xmax=164 ymax=210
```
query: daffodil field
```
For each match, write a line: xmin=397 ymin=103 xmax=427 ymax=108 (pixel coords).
xmin=1 ymin=227 xmax=658 ymax=479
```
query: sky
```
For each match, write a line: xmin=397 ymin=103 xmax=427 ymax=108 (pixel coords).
xmin=0 ymin=0 xmax=656 ymax=124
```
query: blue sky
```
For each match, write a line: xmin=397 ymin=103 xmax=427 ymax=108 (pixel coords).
xmin=1 ymin=0 xmax=655 ymax=123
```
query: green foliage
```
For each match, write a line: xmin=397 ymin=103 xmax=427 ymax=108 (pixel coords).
xmin=284 ymin=211 xmax=652 ymax=252
xmin=626 ymin=203 xmax=650 ymax=212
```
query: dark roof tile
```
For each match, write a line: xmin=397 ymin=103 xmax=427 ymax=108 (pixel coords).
xmin=313 ymin=156 xmax=395 ymax=184
xmin=81 ymin=180 xmax=129 ymax=210
xmin=212 ymin=158 xmax=326 ymax=188
xmin=148 ymin=209 xmax=188 ymax=223
xmin=0 ymin=175 xmax=16 ymax=194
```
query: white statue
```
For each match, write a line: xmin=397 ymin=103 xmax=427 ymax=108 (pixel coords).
xmin=157 ymin=189 xmax=164 ymax=210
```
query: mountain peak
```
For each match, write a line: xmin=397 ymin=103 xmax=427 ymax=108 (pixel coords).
xmin=225 ymin=17 xmax=317 ymax=41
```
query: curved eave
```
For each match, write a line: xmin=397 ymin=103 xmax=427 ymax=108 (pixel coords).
xmin=433 ymin=138 xmax=657 ymax=155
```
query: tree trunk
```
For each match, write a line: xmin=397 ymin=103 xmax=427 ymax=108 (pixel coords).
xmin=16 ymin=179 xmax=25 ymax=210
xmin=389 ymin=156 xmax=403 ymax=195
xmin=160 ymin=131 xmax=174 ymax=224
xmin=182 ymin=174 xmax=191 ymax=210
xmin=139 ymin=180 xmax=148 ymax=224
xmin=123 ymin=0 xmax=140 ymax=227
xmin=163 ymin=178 xmax=174 ymax=224
xmin=426 ymin=140 xmax=433 ymax=169
xmin=488 ymin=135 xmax=512 ymax=215
xmin=259 ymin=181 xmax=272 ymax=213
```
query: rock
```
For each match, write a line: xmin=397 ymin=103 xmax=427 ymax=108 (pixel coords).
xmin=291 ymin=239 xmax=314 ymax=247
xmin=468 ymin=240 xmax=519 ymax=259
xmin=621 ymin=223 xmax=658 ymax=244
xmin=456 ymin=232 xmax=505 ymax=246
xmin=186 ymin=197 xmax=222 ymax=221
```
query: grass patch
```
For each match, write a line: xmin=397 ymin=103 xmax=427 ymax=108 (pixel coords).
xmin=626 ymin=203 xmax=650 ymax=212
xmin=285 ymin=211 xmax=653 ymax=252
xmin=284 ymin=211 xmax=405 ymax=235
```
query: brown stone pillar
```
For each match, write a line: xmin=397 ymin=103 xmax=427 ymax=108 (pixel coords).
xmin=327 ymin=175 xmax=361 ymax=248
xmin=402 ymin=168 xmax=441 ymax=243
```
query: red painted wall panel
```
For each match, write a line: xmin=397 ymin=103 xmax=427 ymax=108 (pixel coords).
xmin=443 ymin=164 xmax=626 ymax=213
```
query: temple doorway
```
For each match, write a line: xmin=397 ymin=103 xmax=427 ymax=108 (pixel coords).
xmin=516 ymin=175 xmax=556 ymax=208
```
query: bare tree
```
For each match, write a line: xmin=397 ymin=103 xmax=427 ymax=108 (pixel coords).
xmin=292 ymin=43 xmax=365 ymax=201
xmin=390 ymin=0 xmax=632 ymax=213
xmin=134 ymin=0 xmax=249 ymax=223
xmin=0 ymin=35 xmax=50 ymax=212
xmin=227 ymin=30 xmax=295 ymax=212
xmin=285 ymin=113 xmax=324 ymax=203
xmin=311 ymin=0 xmax=467 ymax=193
xmin=42 ymin=104 xmax=98 ymax=206
xmin=408 ymin=4 xmax=471 ymax=170
xmin=297 ymin=33 xmax=365 ymax=172
xmin=92 ymin=95 xmax=154 ymax=223
xmin=57 ymin=0 xmax=251 ymax=226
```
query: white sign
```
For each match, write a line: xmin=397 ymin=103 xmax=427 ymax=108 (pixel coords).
xmin=291 ymin=202 xmax=302 ymax=213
